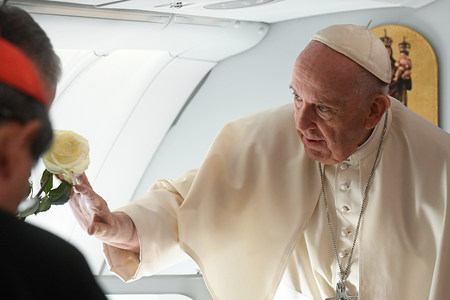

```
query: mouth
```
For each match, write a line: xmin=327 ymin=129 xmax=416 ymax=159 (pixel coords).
xmin=300 ymin=133 xmax=325 ymax=147
xmin=304 ymin=137 xmax=322 ymax=146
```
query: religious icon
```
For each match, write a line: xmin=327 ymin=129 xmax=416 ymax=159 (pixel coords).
xmin=371 ymin=25 xmax=439 ymax=126
xmin=380 ymin=30 xmax=412 ymax=106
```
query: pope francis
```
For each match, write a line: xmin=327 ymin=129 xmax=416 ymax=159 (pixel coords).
xmin=70 ymin=24 xmax=450 ymax=300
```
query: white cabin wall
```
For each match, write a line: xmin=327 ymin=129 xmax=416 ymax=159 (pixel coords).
xmin=20 ymin=7 xmax=267 ymax=274
xmin=134 ymin=0 xmax=450 ymax=198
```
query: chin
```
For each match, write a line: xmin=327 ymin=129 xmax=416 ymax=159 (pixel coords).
xmin=304 ymin=146 xmax=326 ymax=163
xmin=305 ymin=148 xmax=341 ymax=165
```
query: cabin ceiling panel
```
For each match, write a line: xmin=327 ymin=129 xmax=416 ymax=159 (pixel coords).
xmin=13 ymin=0 xmax=435 ymax=23
xmin=108 ymin=0 xmax=436 ymax=22
xmin=53 ymin=0 xmax=436 ymax=23
xmin=161 ymin=18 xmax=268 ymax=61
xmin=25 ymin=10 xmax=267 ymax=62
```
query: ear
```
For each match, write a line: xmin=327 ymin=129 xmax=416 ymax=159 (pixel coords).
xmin=47 ymin=86 xmax=57 ymax=103
xmin=364 ymin=94 xmax=390 ymax=130
xmin=0 ymin=121 xmax=42 ymax=179
xmin=18 ymin=120 xmax=42 ymax=149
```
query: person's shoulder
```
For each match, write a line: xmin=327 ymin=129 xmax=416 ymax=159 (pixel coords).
xmin=209 ymin=103 xmax=300 ymax=159
xmin=0 ymin=210 xmax=107 ymax=299
xmin=232 ymin=103 xmax=293 ymax=125
xmin=222 ymin=103 xmax=295 ymax=137
xmin=390 ymin=98 xmax=449 ymax=139
xmin=389 ymin=98 xmax=450 ymax=156
xmin=0 ymin=209 xmax=84 ymax=261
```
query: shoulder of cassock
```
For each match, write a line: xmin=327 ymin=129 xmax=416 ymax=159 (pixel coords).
xmin=180 ymin=99 xmax=450 ymax=300
xmin=108 ymin=100 xmax=450 ymax=299
xmin=178 ymin=103 xmax=321 ymax=300
xmin=105 ymin=103 xmax=319 ymax=296
xmin=357 ymin=98 xmax=450 ymax=300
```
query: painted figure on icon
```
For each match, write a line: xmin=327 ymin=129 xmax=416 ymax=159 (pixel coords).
xmin=380 ymin=29 xmax=412 ymax=106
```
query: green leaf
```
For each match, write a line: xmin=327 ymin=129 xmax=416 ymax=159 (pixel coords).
xmin=48 ymin=179 xmax=73 ymax=205
xmin=25 ymin=181 xmax=33 ymax=199
xmin=16 ymin=196 xmax=40 ymax=218
xmin=35 ymin=196 xmax=52 ymax=214
xmin=40 ymin=169 xmax=53 ymax=195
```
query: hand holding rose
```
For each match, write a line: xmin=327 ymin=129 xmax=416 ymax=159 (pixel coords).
xmin=18 ymin=129 xmax=139 ymax=252
xmin=69 ymin=173 xmax=140 ymax=253
xmin=17 ymin=130 xmax=90 ymax=219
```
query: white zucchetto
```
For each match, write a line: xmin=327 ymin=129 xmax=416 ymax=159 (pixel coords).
xmin=311 ymin=24 xmax=392 ymax=84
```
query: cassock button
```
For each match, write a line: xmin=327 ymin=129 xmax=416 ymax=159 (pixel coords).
xmin=340 ymin=163 xmax=348 ymax=170
xmin=341 ymin=206 xmax=350 ymax=213
xmin=339 ymin=183 xmax=350 ymax=191
xmin=341 ymin=228 xmax=350 ymax=237
xmin=339 ymin=251 xmax=348 ymax=258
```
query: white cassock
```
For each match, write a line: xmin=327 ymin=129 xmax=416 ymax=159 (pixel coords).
xmin=104 ymin=98 xmax=450 ymax=300
xmin=274 ymin=283 xmax=313 ymax=300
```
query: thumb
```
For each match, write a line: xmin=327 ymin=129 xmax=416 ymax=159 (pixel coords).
xmin=88 ymin=214 xmax=114 ymax=239
xmin=87 ymin=222 xmax=97 ymax=236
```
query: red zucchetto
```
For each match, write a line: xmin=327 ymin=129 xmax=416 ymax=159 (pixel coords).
xmin=0 ymin=36 xmax=48 ymax=106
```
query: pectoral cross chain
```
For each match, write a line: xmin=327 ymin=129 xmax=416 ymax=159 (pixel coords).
xmin=325 ymin=282 xmax=358 ymax=300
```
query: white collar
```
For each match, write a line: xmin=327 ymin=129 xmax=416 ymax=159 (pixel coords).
xmin=346 ymin=107 xmax=391 ymax=164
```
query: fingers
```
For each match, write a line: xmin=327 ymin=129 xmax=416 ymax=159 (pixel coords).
xmin=72 ymin=173 xmax=107 ymax=213
xmin=70 ymin=179 xmax=115 ymax=238
xmin=70 ymin=195 xmax=112 ymax=238
xmin=73 ymin=172 xmax=92 ymax=188
xmin=69 ymin=191 xmax=90 ymax=232
xmin=69 ymin=172 xmax=118 ymax=241
xmin=72 ymin=182 xmax=108 ymax=214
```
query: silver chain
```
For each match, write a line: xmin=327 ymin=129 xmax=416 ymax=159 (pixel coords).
xmin=318 ymin=110 xmax=388 ymax=283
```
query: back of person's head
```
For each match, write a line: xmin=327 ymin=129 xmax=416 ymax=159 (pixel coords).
xmin=0 ymin=3 xmax=61 ymax=92
xmin=0 ymin=84 xmax=53 ymax=161
xmin=0 ymin=4 xmax=55 ymax=160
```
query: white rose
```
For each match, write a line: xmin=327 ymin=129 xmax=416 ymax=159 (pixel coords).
xmin=43 ymin=130 xmax=90 ymax=182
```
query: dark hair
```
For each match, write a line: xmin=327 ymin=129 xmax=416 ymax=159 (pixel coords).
xmin=0 ymin=84 xmax=53 ymax=161
xmin=0 ymin=4 xmax=61 ymax=90
xmin=0 ymin=4 xmax=59 ymax=160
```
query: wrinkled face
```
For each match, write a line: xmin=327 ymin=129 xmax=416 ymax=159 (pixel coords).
xmin=291 ymin=41 xmax=373 ymax=165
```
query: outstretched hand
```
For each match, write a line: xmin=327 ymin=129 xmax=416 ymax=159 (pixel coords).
xmin=69 ymin=173 xmax=139 ymax=253
xmin=69 ymin=173 xmax=113 ymax=237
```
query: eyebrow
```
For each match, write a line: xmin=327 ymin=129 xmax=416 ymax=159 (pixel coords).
xmin=289 ymin=84 xmax=297 ymax=94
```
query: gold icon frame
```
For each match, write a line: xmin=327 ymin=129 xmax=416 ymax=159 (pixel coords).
xmin=371 ymin=25 xmax=439 ymax=126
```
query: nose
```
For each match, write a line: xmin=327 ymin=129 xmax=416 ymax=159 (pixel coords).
xmin=295 ymin=102 xmax=316 ymax=132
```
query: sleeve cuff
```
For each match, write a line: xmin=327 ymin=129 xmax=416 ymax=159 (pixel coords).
xmin=103 ymin=242 xmax=142 ymax=282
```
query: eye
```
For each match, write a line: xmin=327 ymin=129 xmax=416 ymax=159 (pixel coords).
xmin=292 ymin=93 xmax=303 ymax=109
xmin=289 ymin=86 xmax=301 ymax=101
xmin=291 ymin=90 xmax=301 ymax=101
xmin=317 ymin=105 xmax=329 ymax=112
